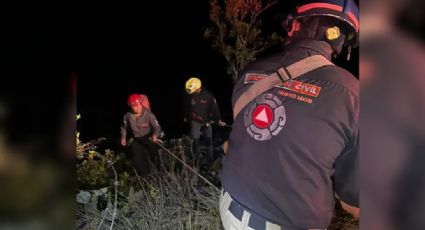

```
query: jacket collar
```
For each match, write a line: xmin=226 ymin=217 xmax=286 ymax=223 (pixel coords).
xmin=286 ymin=39 xmax=334 ymax=61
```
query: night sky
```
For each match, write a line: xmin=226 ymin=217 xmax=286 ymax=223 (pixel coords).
xmin=77 ymin=1 xmax=359 ymax=143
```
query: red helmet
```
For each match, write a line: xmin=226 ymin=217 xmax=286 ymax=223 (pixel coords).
xmin=127 ymin=94 xmax=142 ymax=106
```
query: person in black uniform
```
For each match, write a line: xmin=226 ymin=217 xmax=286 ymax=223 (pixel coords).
xmin=121 ymin=93 xmax=161 ymax=176
xmin=185 ymin=77 xmax=225 ymax=166
xmin=219 ymin=0 xmax=359 ymax=229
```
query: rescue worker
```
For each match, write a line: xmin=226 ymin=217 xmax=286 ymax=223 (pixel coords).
xmin=121 ymin=93 xmax=161 ymax=176
xmin=184 ymin=77 xmax=225 ymax=166
xmin=219 ymin=0 xmax=359 ymax=229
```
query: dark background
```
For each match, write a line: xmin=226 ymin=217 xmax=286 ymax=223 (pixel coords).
xmin=76 ymin=0 xmax=359 ymax=143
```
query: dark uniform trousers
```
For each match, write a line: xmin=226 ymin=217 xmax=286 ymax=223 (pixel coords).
xmin=130 ymin=136 xmax=159 ymax=176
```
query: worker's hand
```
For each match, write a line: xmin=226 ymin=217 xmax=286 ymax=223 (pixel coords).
xmin=121 ymin=138 xmax=126 ymax=146
xmin=340 ymin=200 xmax=360 ymax=219
xmin=218 ymin=120 xmax=226 ymax=126
xmin=151 ymin=135 xmax=158 ymax=143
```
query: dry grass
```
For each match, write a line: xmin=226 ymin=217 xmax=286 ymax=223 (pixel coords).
xmin=77 ymin=137 xmax=221 ymax=230
xmin=77 ymin=136 xmax=357 ymax=229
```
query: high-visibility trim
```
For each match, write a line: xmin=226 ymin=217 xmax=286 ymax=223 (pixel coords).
xmin=297 ymin=3 xmax=359 ymax=32
xmin=347 ymin=12 xmax=359 ymax=32
xmin=298 ymin=3 xmax=343 ymax=13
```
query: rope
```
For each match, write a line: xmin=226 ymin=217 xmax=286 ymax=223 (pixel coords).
xmin=154 ymin=140 xmax=220 ymax=192
xmin=96 ymin=160 xmax=118 ymax=230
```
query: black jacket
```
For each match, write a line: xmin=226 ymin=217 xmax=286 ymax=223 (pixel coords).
xmin=220 ymin=39 xmax=359 ymax=229
xmin=185 ymin=88 xmax=221 ymax=125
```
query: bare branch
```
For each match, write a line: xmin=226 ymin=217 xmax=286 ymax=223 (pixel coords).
xmin=205 ymin=0 xmax=282 ymax=82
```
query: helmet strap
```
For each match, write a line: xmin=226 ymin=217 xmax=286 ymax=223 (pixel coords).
xmin=347 ymin=46 xmax=352 ymax=61
xmin=288 ymin=18 xmax=301 ymax=38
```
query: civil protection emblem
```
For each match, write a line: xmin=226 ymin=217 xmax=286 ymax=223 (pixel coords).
xmin=244 ymin=93 xmax=286 ymax=141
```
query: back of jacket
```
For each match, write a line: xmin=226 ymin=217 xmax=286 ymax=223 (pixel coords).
xmin=220 ymin=40 xmax=359 ymax=229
